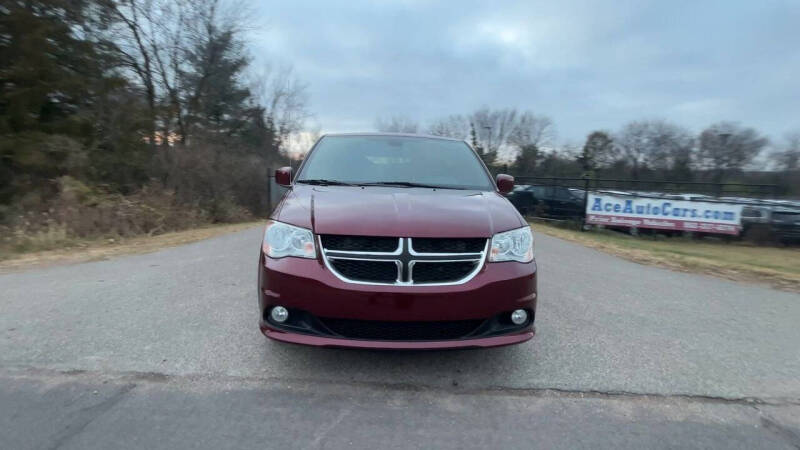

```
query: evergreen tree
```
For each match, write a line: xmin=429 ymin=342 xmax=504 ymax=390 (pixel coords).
xmin=578 ymin=131 xmax=614 ymax=176
xmin=512 ymin=144 xmax=539 ymax=175
xmin=0 ymin=0 xmax=134 ymax=204
xmin=470 ymin=121 xmax=495 ymax=166
xmin=183 ymin=26 xmax=254 ymax=143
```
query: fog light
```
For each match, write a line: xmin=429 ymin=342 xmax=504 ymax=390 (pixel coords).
xmin=511 ymin=309 xmax=528 ymax=325
xmin=270 ymin=306 xmax=289 ymax=323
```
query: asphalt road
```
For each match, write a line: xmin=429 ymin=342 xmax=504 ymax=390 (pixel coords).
xmin=1 ymin=226 xmax=800 ymax=449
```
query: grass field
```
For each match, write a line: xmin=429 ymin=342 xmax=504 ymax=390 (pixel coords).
xmin=531 ymin=221 xmax=800 ymax=293
xmin=0 ymin=221 xmax=263 ymax=273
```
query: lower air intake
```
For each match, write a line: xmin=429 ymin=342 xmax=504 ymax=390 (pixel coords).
xmin=319 ymin=318 xmax=484 ymax=341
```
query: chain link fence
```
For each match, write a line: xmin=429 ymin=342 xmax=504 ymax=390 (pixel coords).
xmin=506 ymin=176 xmax=800 ymax=244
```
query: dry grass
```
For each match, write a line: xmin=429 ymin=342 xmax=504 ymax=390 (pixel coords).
xmin=532 ymin=221 xmax=800 ymax=293
xmin=0 ymin=221 xmax=262 ymax=273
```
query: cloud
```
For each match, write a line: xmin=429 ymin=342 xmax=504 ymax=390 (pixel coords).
xmin=249 ymin=0 xmax=800 ymax=143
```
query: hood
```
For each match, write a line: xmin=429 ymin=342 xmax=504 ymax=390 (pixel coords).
xmin=273 ymin=185 xmax=524 ymax=238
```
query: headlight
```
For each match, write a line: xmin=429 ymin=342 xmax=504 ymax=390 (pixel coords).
xmin=262 ymin=220 xmax=316 ymax=259
xmin=489 ymin=226 xmax=533 ymax=263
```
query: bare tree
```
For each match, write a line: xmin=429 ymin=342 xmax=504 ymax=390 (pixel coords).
xmin=424 ymin=108 xmax=555 ymax=166
xmin=615 ymin=121 xmax=655 ymax=179
xmin=773 ymin=131 xmax=800 ymax=170
xmin=427 ymin=114 xmax=470 ymax=139
xmin=374 ymin=115 xmax=419 ymax=133
xmin=502 ymin=111 xmax=552 ymax=174
xmin=697 ymin=122 xmax=768 ymax=182
xmin=250 ymin=65 xmax=311 ymax=149
xmin=106 ymin=0 xmax=257 ymax=145
xmin=612 ymin=119 xmax=694 ymax=179
xmin=105 ymin=0 xmax=163 ymax=145
xmin=647 ymin=120 xmax=694 ymax=174
xmin=469 ymin=107 xmax=519 ymax=164
xmin=507 ymin=111 xmax=554 ymax=150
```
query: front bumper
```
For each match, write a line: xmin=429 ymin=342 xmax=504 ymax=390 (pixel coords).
xmin=258 ymin=252 xmax=537 ymax=349
xmin=262 ymin=327 xmax=533 ymax=349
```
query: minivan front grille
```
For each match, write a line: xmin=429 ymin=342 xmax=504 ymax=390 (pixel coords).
xmin=320 ymin=236 xmax=487 ymax=285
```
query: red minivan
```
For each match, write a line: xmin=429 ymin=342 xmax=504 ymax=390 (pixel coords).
xmin=258 ymin=133 xmax=537 ymax=349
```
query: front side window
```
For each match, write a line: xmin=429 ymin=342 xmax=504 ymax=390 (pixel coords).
xmin=296 ymin=135 xmax=494 ymax=190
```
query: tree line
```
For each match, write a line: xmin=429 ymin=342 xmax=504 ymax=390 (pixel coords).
xmin=376 ymin=110 xmax=800 ymax=195
xmin=1 ymin=0 xmax=308 ymax=247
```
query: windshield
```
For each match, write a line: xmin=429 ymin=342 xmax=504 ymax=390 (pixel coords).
xmin=296 ymin=135 xmax=494 ymax=190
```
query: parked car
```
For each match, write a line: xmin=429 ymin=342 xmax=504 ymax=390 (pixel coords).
xmin=766 ymin=208 xmax=800 ymax=243
xmin=507 ymin=185 xmax=584 ymax=219
xmin=258 ymin=133 xmax=537 ymax=349
xmin=732 ymin=202 xmax=800 ymax=243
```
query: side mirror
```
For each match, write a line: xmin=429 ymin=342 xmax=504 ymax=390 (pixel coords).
xmin=496 ymin=174 xmax=514 ymax=194
xmin=275 ymin=166 xmax=292 ymax=187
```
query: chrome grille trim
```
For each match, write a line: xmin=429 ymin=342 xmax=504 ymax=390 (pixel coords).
xmin=320 ymin=236 xmax=487 ymax=286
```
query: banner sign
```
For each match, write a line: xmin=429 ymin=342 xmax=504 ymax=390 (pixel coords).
xmin=585 ymin=193 xmax=743 ymax=235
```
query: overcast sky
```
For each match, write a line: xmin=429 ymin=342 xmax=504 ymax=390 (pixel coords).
xmin=251 ymin=0 xmax=799 ymax=146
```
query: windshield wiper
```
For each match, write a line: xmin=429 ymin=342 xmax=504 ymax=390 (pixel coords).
xmin=358 ymin=181 xmax=463 ymax=189
xmin=296 ymin=179 xmax=358 ymax=186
